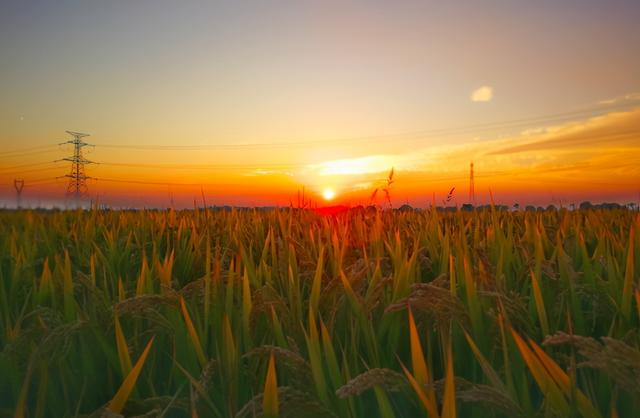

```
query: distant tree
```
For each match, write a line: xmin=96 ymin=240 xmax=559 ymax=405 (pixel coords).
xmin=596 ymin=202 xmax=621 ymax=209
xmin=352 ymin=205 xmax=365 ymax=215
xmin=525 ymin=205 xmax=536 ymax=212
xmin=546 ymin=205 xmax=556 ymax=211
xmin=365 ymin=205 xmax=377 ymax=216
xmin=579 ymin=201 xmax=593 ymax=210
xmin=513 ymin=203 xmax=520 ymax=211
xmin=461 ymin=203 xmax=474 ymax=212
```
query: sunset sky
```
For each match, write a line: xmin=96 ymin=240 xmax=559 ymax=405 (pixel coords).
xmin=1 ymin=0 xmax=639 ymax=208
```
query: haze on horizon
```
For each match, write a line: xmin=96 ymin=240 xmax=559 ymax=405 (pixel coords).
xmin=1 ymin=0 xmax=639 ymax=208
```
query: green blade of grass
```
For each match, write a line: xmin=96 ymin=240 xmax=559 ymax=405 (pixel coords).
xmin=310 ymin=245 xmax=324 ymax=314
xmin=621 ymin=228 xmax=635 ymax=320
xmin=62 ymin=250 xmax=76 ymax=322
xmin=262 ymin=351 xmax=279 ymax=418
xmin=441 ymin=339 xmax=456 ymax=418
xmin=114 ymin=313 xmax=133 ymax=377
xmin=407 ymin=308 xmax=439 ymax=418
xmin=527 ymin=337 xmax=602 ymax=418
xmin=530 ymin=270 xmax=550 ymax=337
xmin=180 ymin=296 xmax=207 ymax=368
xmin=107 ymin=336 xmax=155 ymax=414
xmin=510 ymin=328 xmax=569 ymax=416
xmin=175 ymin=362 xmax=223 ymax=418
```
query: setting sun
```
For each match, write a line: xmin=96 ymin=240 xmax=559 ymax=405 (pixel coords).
xmin=322 ymin=188 xmax=336 ymax=201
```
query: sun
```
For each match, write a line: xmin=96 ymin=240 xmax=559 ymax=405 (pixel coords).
xmin=322 ymin=188 xmax=336 ymax=201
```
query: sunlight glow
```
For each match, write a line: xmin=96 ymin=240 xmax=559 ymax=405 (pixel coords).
xmin=322 ymin=188 xmax=336 ymax=201
xmin=313 ymin=156 xmax=398 ymax=176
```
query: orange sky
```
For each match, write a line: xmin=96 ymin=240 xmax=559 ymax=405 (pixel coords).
xmin=1 ymin=1 xmax=639 ymax=208
xmin=2 ymin=101 xmax=639 ymax=208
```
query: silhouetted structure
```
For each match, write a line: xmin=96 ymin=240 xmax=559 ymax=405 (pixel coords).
xmin=461 ymin=203 xmax=474 ymax=211
xmin=14 ymin=179 xmax=24 ymax=208
xmin=59 ymin=131 xmax=93 ymax=202
xmin=469 ymin=161 xmax=475 ymax=205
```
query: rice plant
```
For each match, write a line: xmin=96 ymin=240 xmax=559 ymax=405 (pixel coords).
xmin=0 ymin=207 xmax=638 ymax=417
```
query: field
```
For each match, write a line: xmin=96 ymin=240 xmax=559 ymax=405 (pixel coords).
xmin=0 ymin=207 xmax=638 ymax=418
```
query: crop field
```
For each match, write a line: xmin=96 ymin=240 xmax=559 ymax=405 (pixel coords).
xmin=0 ymin=207 xmax=638 ymax=418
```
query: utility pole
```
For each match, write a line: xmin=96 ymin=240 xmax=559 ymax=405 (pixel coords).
xmin=14 ymin=179 xmax=24 ymax=209
xmin=469 ymin=161 xmax=475 ymax=206
xmin=59 ymin=131 xmax=94 ymax=205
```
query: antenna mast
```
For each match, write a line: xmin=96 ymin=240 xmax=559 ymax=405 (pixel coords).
xmin=469 ymin=161 xmax=475 ymax=206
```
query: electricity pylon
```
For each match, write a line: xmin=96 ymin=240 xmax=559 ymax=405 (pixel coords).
xmin=59 ymin=131 xmax=94 ymax=202
xmin=469 ymin=162 xmax=475 ymax=205
xmin=14 ymin=179 xmax=24 ymax=209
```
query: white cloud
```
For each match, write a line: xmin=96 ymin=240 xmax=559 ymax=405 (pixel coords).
xmin=244 ymin=169 xmax=293 ymax=177
xmin=471 ymin=86 xmax=493 ymax=102
xmin=598 ymin=92 xmax=640 ymax=105
xmin=308 ymin=155 xmax=396 ymax=176
xmin=307 ymin=154 xmax=426 ymax=177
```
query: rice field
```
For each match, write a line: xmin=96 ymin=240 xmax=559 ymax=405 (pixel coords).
xmin=0 ymin=207 xmax=638 ymax=417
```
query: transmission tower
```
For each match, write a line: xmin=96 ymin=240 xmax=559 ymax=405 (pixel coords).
xmin=469 ymin=161 xmax=475 ymax=205
xmin=14 ymin=179 xmax=24 ymax=209
xmin=59 ymin=131 xmax=94 ymax=200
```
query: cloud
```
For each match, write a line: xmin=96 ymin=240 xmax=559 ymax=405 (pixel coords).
xmin=244 ymin=168 xmax=293 ymax=177
xmin=471 ymin=86 xmax=493 ymax=102
xmin=488 ymin=108 xmax=640 ymax=155
xmin=308 ymin=155 xmax=400 ymax=176
xmin=598 ymin=92 xmax=640 ymax=105
xmin=288 ymin=100 xmax=640 ymax=202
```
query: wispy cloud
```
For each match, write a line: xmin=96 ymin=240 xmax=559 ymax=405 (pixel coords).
xmin=598 ymin=92 xmax=640 ymax=105
xmin=244 ymin=169 xmax=294 ymax=177
xmin=307 ymin=155 xmax=417 ymax=176
xmin=297 ymin=102 xmax=640 ymax=200
xmin=489 ymin=108 xmax=640 ymax=154
xmin=471 ymin=86 xmax=493 ymax=102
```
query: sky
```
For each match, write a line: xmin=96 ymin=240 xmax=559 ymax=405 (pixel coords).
xmin=1 ymin=0 xmax=639 ymax=208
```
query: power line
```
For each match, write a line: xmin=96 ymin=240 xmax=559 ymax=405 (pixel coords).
xmin=92 ymin=177 xmax=265 ymax=188
xmin=0 ymin=100 xmax=637 ymax=158
xmin=25 ymin=178 xmax=66 ymax=186
xmin=0 ymin=161 xmax=59 ymax=172
xmin=0 ymin=148 xmax=60 ymax=159
xmin=0 ymin=144 xmax=57 ymax=157
xmin=384 ymin=158 xmax=640 ymax=187
xmin=1 ymin=101 xmax=638 ymax=203
xmin=25 ymin=180 xmax=65 ymax=187
xmin=97 ymin=161 xmax=301 ymax=170
xmin=0 ymin=165 xmax=61 ymax=176
xmin=60 ymin=127 xmax=640 ymax=172
xmin=489 ymin=130 xmax=640 ymax=155
xmin=94 ymin=101 xmax=640 ymax=151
